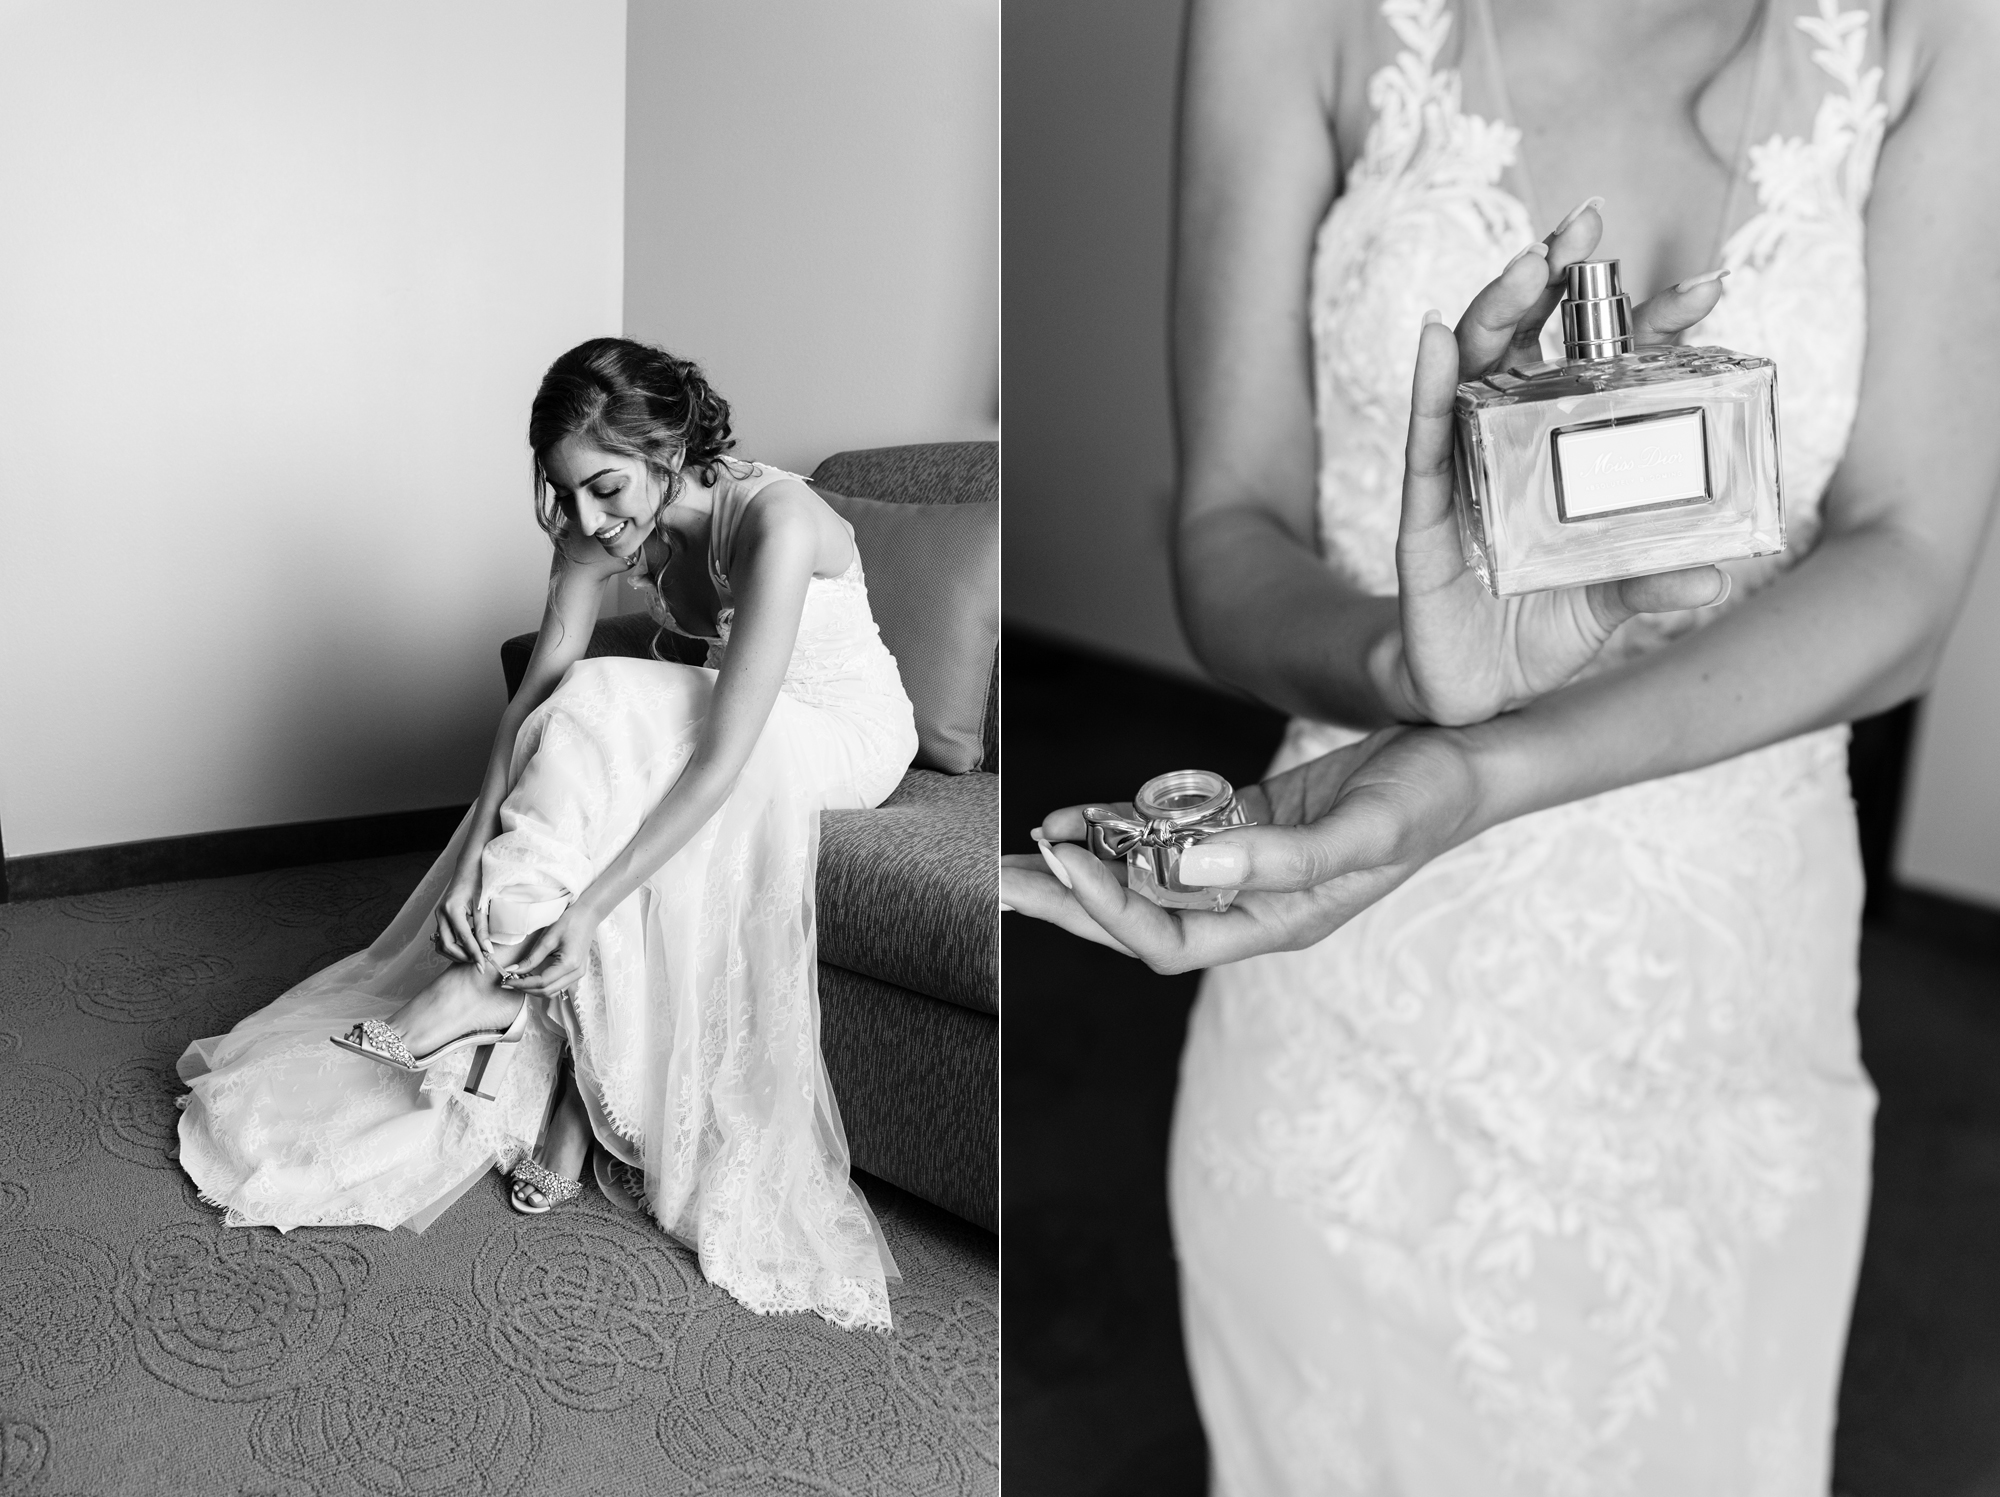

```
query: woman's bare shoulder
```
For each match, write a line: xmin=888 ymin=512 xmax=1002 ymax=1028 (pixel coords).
xmin=1883 ymin=0 xmax=2000 ymax=124
xmin=731 ymin=474 xmax=844 ymax=573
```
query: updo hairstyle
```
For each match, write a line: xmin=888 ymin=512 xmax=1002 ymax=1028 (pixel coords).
xmin=526 ymin=337 xmax=736 ymax=545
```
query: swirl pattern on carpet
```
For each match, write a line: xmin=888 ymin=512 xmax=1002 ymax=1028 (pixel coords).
xmin=0 ymin=854 xmax=994 ymax=1495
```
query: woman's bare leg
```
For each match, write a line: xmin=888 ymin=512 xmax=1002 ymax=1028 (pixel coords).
xmin=383 ymin=934 xmax=535 ymax=1058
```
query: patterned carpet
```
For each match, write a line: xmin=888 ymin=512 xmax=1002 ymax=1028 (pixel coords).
xmin=0 ymin=853 xmax=996 ymax=1497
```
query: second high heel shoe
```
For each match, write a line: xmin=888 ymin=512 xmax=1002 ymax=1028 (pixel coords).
xmin=330 ymin=994 xmax=529 ymax=1102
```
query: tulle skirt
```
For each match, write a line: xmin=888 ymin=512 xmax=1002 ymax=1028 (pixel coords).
xmin=179 ymin=653 xmax=918 ymax=1331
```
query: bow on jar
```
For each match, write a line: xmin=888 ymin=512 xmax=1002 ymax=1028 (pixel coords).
xmin=1082 ymin=806 xmax=1215 ymax=864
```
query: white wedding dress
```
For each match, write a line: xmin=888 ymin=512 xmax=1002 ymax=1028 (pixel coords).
xmin=178 ymin=462 xmax=919 ymax=1332
xmin=1171 ymin=0 xmax=1889 ymax=1490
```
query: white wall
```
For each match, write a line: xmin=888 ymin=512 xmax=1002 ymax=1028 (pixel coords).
xmin=622 ymin=0 xmax=999 ymax=478
xmin=1002 ymin=0 xmax=1197 ymax=678
xmin=1898 ymin=513 xmax=2000 ymax=907
xmin=0 ymin=0 xmax=627 ymax=858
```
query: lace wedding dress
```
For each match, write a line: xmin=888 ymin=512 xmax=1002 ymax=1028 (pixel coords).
xmin=178 ymin=462 xmax=919 ymax=1332
xmin=1171 ymin=0 xmax=1889 ymax=1489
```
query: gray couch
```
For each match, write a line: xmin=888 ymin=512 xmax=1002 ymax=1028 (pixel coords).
xmin=501 ymin=442 xmax=997 ymax=1231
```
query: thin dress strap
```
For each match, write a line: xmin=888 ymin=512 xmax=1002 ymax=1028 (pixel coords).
xmin=707 ymin=461 xmax=809 ymax=590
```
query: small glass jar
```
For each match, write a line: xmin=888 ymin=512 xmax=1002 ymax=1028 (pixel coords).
xmin=1084 ymin=769 xmax=1250 ymax=914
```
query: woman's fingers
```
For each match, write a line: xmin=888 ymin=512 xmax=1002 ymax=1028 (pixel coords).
xmin=1398 ymin=316 xmax=1474 ymax=589
xmin=1177 ymin=806 xmax=1404 ymax=895
xmin=473 ymin=902 xmax=497 ymax=973
xmin=1453 ymin=241 xmax=1557 ymax=377
xmin=504 ymin=927 xmax=561 ymax=985
xmin=507 ymin=945 xmax=580 ymax=996
xmin=1453 ymin=198 xmax=1606 ymax=377
xmin=1503 ymin=196 xmax=1607 ymax=364
xmin=1033 ymin=802 xmax=1133 ymax=845
xmin=1000 ymin=858 xmax=1138 ymax=957
xmin=1045 ymin=841 xmax=1206 ymax=970
xmin=437 ymin=906 xmax=475 ymax=964
xmin=1582 ymin=565 xmax=1731 ymax=634
xmin=1629 ymin=269 xmax=1729 ymax=345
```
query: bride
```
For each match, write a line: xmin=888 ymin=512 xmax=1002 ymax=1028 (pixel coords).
xmin=179 ymin=338 xmax=918 ymax=1332
xmin=1006 ymin=0 xmax=1999 ymax=1487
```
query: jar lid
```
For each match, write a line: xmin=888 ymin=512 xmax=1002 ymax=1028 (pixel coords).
xmin=1134 ymin=769 xmax=1236 ymax=827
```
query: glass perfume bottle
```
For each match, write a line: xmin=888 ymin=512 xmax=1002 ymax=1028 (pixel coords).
xmin=1453 ymin=260 xmax=1785 ymax=597
xmin=1083 ymin=770 xmax=1250 ymax=914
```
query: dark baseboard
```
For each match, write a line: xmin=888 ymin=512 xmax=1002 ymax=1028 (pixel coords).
xmin=2 ymin=804 xmax=470 ymax=903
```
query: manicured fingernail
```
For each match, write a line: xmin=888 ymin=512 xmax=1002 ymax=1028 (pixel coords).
xmin=1552 ymin=195 xmax=1604 ymax=235
xmin=1673 ymin=267 xmax=1731 ymax=293
xmin=999 ymin=901 xmax=1015 ymax=914
xmin=1708 ymin=572 xmax=1733 ymax=606
xmin=1179 ymin=842 xmax=1249 ymax=888
xmin=1505 ymin=241 xmax=1549 ymax=270
xmin=1421 ymin=307 xmax=1444 ymax=328
xmin=1033 ymin=835 xmax=1074 ymax=890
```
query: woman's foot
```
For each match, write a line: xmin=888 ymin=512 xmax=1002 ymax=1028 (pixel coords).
xmin=511 ymin=1068 xmax=590 ymax=1212
xmin=387 ymin=946 xmax=530 ymax=1060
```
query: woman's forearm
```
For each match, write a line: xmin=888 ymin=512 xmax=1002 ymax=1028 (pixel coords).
xmin=1465 ymin=522 xmax=1956 ymax=833
xmin=1179 ymin=507 xmax=1405 ymax=728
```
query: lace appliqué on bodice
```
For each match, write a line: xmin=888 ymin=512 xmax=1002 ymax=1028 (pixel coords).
xmin=1312 ymin=0 xmax=1883 ymax=621
xmin=1312 ymin=0 xmax=1541 ymax=596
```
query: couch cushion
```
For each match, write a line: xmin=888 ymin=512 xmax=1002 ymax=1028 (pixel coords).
xmin=818 ymin=769 xmax=996 ymax=1015
xmin=818 ymin=490 xmax=996 ymax=775
xmin=813 ymin=444 xmax=998 ymax=772
xmin=819 ymin=963 xmax=996 ymax=1233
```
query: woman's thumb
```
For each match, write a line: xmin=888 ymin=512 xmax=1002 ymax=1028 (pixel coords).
xmin=1180 ymin=819 xmax=1393 ymax=894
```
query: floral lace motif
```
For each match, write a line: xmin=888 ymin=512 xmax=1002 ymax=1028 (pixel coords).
xmin=1184 ymin=3 xmax=1884 ymax=1491
xmin=1312 ymin=0 xmax=1540 ymax=595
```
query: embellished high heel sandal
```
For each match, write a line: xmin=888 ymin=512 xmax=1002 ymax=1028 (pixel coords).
xmin=509 ymin=1157 xmax=584 ymax=1215
xmin=329 ymin=995 xmax=529 ymax=1102
xmin=509 ymin=1050 xmax=586 ymax=1215
xmin=331 ymin=888 xmax=565 ymax=1101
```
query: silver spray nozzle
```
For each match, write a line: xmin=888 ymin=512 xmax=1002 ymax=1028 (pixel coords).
xmin=1560 ymin=259 xmax=1634 ymax=361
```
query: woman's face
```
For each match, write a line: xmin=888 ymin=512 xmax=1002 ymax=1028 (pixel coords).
xmin=540 ymin=434 xmax=665 ymax=560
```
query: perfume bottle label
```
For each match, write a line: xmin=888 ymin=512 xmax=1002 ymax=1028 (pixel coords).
xmin=1551 ymin=407 xmax=1711 ymax=522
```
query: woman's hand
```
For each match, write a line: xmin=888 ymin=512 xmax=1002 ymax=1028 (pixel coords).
xmin=432 ymin=854 xmax=492 ymax=970
xmin=500 ymin=901 xmax=603 ymax=999
xmin=1001 ymin=726 xmax=1489 ymax=972
xmin=1385 ymin=203 xmax=1735 ymax=728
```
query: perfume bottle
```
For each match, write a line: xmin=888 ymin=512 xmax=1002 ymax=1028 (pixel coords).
xmin=1453 ymin=260 xmax=1785 ymax=597
xmin=1083 ymin=770 xmax=1250 ymax=914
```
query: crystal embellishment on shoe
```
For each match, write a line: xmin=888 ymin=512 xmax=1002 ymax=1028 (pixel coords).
xmin=334 ymin=1018 xmax=419 ymax=1070
xmin=328 ymin=998 xmax=530 ymax=1102
xmin=509 ymin=1158 xmax=584 ymax=1214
